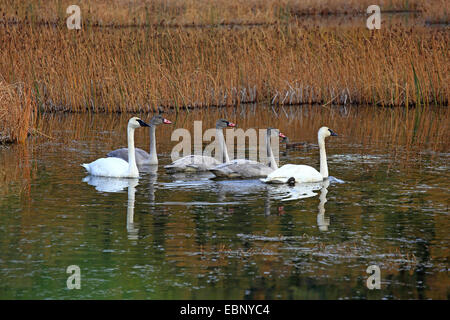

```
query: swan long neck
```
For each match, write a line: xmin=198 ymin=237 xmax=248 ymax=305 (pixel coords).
xmin=216 ymin=128 xmax=229 ymax=163
xmin=149 ymin=125 xmax=158 ymax=164
xmin=127 ymin=125 xmax=139 ymax=177
xmin=266 ymin=131 xmax=278 ymax=170
xmin=318 ymin=134 xmax=328 ymax=178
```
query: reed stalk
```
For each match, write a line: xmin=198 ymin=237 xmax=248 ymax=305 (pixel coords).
xmin=0 ymin=23 xmax=447 ymax=112
xmin=0 ymin=80 xmax=36 ymax=144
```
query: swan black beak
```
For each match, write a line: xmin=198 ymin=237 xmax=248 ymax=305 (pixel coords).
xmin=329 ymin=129 xmax=338 ymax=136
xmin=137 ymin=119 xmax=150 ymax=127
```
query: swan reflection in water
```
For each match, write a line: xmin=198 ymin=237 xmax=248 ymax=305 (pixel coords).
xmin=83 ymin=175 xmax=134 ymax=193
xmin=126 ymin=178 xmax=139 ymax=239
xmin=317 ymin=179 xmax=330 ymax=231
xmin=82 ymin=175 xmax=140 ymax=240
xmin=139 ymin=164 xmax=158 ymax=203
xmin=267 ymin=178 xmax=333 ymax=231
xmin=83 ymin=165 xmax=339 ymax=236
xmin=267 ymin=180 xmax=323 ymax=201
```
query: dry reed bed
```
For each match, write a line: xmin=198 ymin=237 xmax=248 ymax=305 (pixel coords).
xmin=1 ymin=0 xmax=446 ymax=26
xmin=0 ymin=23 xmax=448 ymax=113
xmin=422 ymin=0 xmax=449 ymax=23
xmin=0 ymin=80 xmax=35 ymax=144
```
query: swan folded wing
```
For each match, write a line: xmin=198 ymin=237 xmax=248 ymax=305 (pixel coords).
xmin=262 ymin=164 xmax=323 ymax=184
xmin=186 ymin=156 xmax=221 ymax=171
xmin=135 ymin=148 xmax=150 ymax=158
xmin=248 ymin=163 xmax=274 ymax=177
xmin=107 ymin=147 xmax=150 ymax=165
xmin=106 ymin=148 xmax=128 ymax=159
xmin=164 ymin=155 xmax=220 ymax=172
xmin=209 ymin=159 xmax=251 ymax=177
xmin=210 ymin=159 xmax=273 ymax=178
xmin=82 ymin=157 xmax=131 ymax=177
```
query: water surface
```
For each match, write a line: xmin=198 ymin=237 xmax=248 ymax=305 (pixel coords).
xmin=0 ymin=106 xmax=448 ymax=299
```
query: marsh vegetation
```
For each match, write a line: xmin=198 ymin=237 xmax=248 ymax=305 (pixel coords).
xmin=1 ymin=1 xmax=448 ymax=146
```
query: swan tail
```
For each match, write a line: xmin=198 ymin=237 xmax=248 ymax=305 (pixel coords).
xmin=209 ymin=168 xmax=227 ymax=177
xmin=81 ymin=163 xmax=90 ymax=173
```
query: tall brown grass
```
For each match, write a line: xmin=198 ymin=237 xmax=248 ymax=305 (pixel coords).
xmin=422 ymin=0 xmax=449 ymax=23
xmin=0 ymin=0 xmax=448 ymax=147
xmin=0 ymin=22 xmax=448 ymax=113
xmin=0 ymin=0 xmax=443 ymax=26
xmin=0 ymin=80 xmax=35 ymax=144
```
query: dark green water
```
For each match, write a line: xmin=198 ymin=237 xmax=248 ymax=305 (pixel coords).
xmin=0 ymin=109 xmax=448 ymax=299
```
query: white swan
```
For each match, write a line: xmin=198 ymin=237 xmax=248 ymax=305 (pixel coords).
xmin=261 ymin=126 xmax=337 ymax=184
xmin=209 ymin=128 xmax=285 ymax=178
xmin=106 ymin=115 xmax=172 ymax=165
xmin=164 ymin=119 xmax=236 ymax=173
xmin=81 ymin=117 xmax=150 ymax=178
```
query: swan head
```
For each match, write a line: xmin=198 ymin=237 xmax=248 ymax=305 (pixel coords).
xmin=129 ymin=117 xmax=150 ymax=129
xmin=216 ymin=119 xmax=236 ymax=129
xmin=150 ymin=115 xmax=172 ymax=126
xmin=267 ymin=128 xmax=286 ymax=139
xmin=318 ymin=126 xmax=338 ymax=140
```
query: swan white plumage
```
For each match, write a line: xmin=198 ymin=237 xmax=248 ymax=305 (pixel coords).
xmin=81 ymin=117 xmax=150 ymax=178
xmin=106 ymin=115 xmax=172 ymax=165
xmin=164 ymin=119 xmax=236 ymax=173
xmin=209 ymin=128 xmax=286 ymax=178
xmin=261 ymin=126 xmax=337 ymax=184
